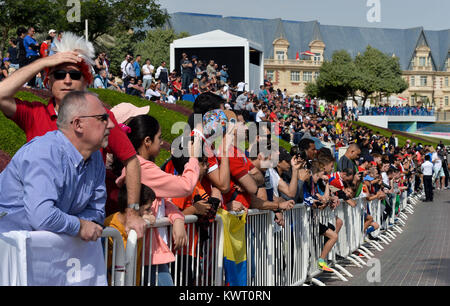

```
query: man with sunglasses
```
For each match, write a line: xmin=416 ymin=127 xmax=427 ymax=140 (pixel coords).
xmin=0 ymin=32 xmax=147 ymax=239
xmin=0 ymin=91 xmax=113 ymax=241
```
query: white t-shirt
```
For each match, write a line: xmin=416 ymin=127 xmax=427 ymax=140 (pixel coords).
xmin=145 ymin=88 xmax=161 ymax=98
xmin=432 ymin=152 xmax=442 ymax=169
xmin=266 ymin=168 xmax=280 ymax=197
xmin=421 ymin=161 xmax=433 ymax=176
xmin=256 ymin=110 xmax=265 ymax=122
xmin=142 ymin=64 xmax=154 ymax=80
xmin=381 ymin=172 xmax=390 ymax=186
xmin=120 ymin=60 xmax=127 ymax=73
xmin=237 ymin=82 xmax=246 ymax=92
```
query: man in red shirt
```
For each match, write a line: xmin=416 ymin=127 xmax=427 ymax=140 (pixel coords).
xmin=39 ymin=36 xmax=52 ymax=58
xmin=0 ymin=32 xmax=147 ymax=237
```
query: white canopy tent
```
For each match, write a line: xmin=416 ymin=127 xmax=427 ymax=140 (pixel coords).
xmin=170 ymin=30 xmax=264 ymax=92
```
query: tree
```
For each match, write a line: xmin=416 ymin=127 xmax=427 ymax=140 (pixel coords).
xmin=314 ymin=50 xmax=357 ymax=103
xmin=51 ymin=0 xmax=169 ymax=42
xmin=311 ymin=46 xmax=409 ymax=107
xmin=0 ymin=0 xmax=170 ymax=54
xmin=354 ymin=46 xmax=408 ymax=107
xmin=0 ymin=0 xmax=55 ymax=51
xmin=134 ymin=28 xmax=189 ymax=70
xmin=304 ymin=81 xmax=319 ymax=99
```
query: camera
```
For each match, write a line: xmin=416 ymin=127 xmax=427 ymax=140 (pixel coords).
xmin=290 ymin=146 xmax=311 ymax=169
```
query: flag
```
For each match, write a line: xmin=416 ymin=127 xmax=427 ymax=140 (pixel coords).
xmin=217 ymin=208 xmax=247 ymax=286
xmin=301 ymin=51 xmax=316 ymax=57
xmin=296 ymin=51 xmax=300 ymax=60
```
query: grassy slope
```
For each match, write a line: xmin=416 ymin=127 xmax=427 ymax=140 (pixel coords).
xmin=352 ymin=121 xmax=450 ymax=147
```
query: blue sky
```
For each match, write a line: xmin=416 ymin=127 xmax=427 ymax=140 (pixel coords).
xmin=158 ymin=0 xmax=450 ymax=30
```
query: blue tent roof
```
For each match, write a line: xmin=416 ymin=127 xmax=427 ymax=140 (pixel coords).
xmin=168 ymin=12 xmax=450 ymax=71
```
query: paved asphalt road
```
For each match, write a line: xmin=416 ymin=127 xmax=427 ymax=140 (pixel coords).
xmin=317 ymin=189 xmax=450 ymax=286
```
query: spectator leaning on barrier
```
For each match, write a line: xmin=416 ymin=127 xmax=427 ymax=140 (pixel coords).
xmin=115 ymin=114 xmax=198 ymax=286
xmin=337 ymin=143 xmax=361 ymax=173
xmin=0 ymin=32 xmax=146 ymax=238
xmin=0 ymin=91 xmax=113 ymax=241
xmin=105 ymin=183 xmax=156 ymax=286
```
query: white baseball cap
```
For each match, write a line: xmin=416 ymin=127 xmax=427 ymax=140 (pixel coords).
xmin=48 ymin=29 xmax=57 ymax=34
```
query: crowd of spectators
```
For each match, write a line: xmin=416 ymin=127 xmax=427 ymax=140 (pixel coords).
xmin=1 ymin=31 xmax=450 ymax=285
xmin=360 ymin=104 xmax=435 ymax=116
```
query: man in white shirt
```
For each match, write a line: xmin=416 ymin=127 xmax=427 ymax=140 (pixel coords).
xmin=255 ymin=105 xmax=267 ymax=123
xmin=421 ymin=155 xmax=434 ymax=202
xmin=121 ymin=54 xmax=135 ymax=89
xmin=142 ymin=58 xmax=154 ymax=90
xmin=237 ymin=81 xmax=246 ymax=95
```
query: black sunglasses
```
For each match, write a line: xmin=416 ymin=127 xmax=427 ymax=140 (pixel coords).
xmin=53 ymin=70 xmax=82 ymax=80
xmin=70 ymin=113 xmax=109 ymax=124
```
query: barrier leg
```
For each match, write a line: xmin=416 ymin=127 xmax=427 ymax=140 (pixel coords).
xmin=393 ymin=225 xmax=403 ymax=233
xmin=330 ymin=269 xmax=348 ymax=282
xmin=405 ymin=207 xmax=414 ymax=214
xmin=357 ymin=248 xmax=372 ymax=259
xmin=344 ymin=256 xmax=363 ymax=268
xmin=368 ymin=241 xmax=383 ymax=251
xmin=386 ymin=230 xmax=396 ymax=239
xmin=333 ymin=263 xmax=353 ymax=278
xmin=350 ymin=254 xmax=367 ymax=266
xmin=310 ymin=278 xmax=327 ymax=286
xmin=397 ymin=218 xmax=406 ymax=226
xmin=378 ymin=235 xmax=390 ymax=245
xmin=359 ymin=245 xmax=375 ymax=257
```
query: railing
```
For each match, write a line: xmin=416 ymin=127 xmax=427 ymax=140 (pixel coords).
xmin=360 ymin=107 xmax=435 ymax=116
xmin=435 ymin=111 xmax=450 ymax=122
xmin=119 ymin=189 xmax=418 ymax=286
xmin=265 ymin=59 xmax=322 ymax=66
xmin=1 ymin=191 xmax=418 ymax=286
xmin=125 ymin=214 xmax=224 ymax=286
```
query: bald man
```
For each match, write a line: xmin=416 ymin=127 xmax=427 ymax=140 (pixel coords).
xmin=337 ymin=143 xmax=361 ymax=172
xmin=0 ymin=91 xmax=114 ymax=241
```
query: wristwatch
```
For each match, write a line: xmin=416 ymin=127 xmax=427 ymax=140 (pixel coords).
xmin=127 ymin=203 xmax=140 ymax=211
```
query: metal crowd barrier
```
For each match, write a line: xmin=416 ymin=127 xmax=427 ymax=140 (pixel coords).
xmin=102 ymin=227 xmax=126 ymax=286
xmin=125 ymin=214 xmax=224 ymax=286
xmin=246 ymin=204 xmax=310 ymax=286
xmin=114 ymin=191 xmax=418 ymax=286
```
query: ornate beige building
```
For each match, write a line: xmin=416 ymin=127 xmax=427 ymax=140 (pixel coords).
xmin=264 ymin=31 xmax=450 ymax=111
xmin=168 ymin=12 xmax=450 ymax=110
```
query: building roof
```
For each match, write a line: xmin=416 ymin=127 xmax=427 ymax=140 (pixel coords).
xmin=172 ymin=29 xmax=263 ymax=51
xmin=167 ymin=12 xmax=450 ymax=71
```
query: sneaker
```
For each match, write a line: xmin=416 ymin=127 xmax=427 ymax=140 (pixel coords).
xmin=368 ymin=235 xmax=381 ymax=242
xmin=318 ymin=260 xmax=334 ymax=273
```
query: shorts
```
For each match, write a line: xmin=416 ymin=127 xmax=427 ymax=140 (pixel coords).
xmin=319 ymin=223 xmax=336 ymax=236
xmin=433 ymin=166 xmax=444 ymax=179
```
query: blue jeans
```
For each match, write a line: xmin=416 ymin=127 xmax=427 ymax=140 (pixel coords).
xmin=143 ymin=264 xmax=174 ymax=286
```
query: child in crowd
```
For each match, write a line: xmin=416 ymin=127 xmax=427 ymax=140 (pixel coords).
xmin=304 ymin=161 xmax=342 ymax=272
xmin=115 ymin=114 xmax=201 ymax=286
xmin=169 ymin=146 xmax=219 ymax=285
xmin=104 ymin=184 xmax=156 ymax=285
